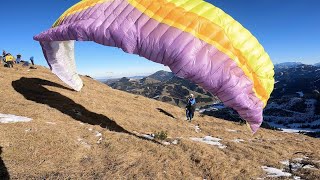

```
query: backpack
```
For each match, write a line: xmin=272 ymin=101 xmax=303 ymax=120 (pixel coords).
xmin=5 ymin=55 xmax=14 ymax=62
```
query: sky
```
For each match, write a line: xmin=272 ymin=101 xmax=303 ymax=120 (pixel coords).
xmin=1 ymin=0 xmax=319 ymax=78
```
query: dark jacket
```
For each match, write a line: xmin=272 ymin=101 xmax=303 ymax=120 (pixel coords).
xmin=186 ymin=98 xmax=196 ymax=111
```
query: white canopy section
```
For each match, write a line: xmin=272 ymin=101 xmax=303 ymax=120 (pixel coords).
xmin=41 ymin=41 xmax=83 ymax=91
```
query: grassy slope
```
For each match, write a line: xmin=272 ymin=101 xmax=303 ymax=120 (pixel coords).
xmin=0 ymin=64 xmax=319 ymax=179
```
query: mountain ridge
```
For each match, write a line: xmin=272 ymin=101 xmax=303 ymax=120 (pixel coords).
xmin=106 ymin=70 xmax=219 ymax=108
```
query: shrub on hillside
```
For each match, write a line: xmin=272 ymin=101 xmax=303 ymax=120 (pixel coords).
xmin=154 ymin=131 xmax=168 ymax=141
xmin=162 ymin=96 xmax=172 ymax=102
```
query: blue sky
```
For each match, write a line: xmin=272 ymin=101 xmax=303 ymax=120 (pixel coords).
xmin=1 ymin=0 xmax=319 ymax=78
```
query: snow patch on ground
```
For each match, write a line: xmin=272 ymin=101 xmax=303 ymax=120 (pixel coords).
xmin=289 ymin=156 xmax=318 ymax=170
xmin=190 ymin=136 xmax=226 ymax=149
xmin=142 ymin=134 xmax=155 ymax=140
xmin=133 ymin=131 xmax=156 ymax=141
xmin=95 ymin=131 xmax=102 ymax=137
xmin=226 ymin=129 xmax=238 ymax=132
xmin=267 ymin=121 xmax=318 ymax=133
xmin=303 ymin=165 xmax=316 ymax=169
xmin=194 ymin=125 xmax=201 ymax=133
xmin=231 ymin=139 xmax=244 ymax=143
xmin=281 ymin=128 xmax=314 ymax=133
xmin=280 ymin=160 xmax=290 ymax=166
xmin=77 ymin=138 xmax=91 ymax=148
xmin=278 ymin=156 xmax=319 ymax=178
xmin=46 ymin=122 xmax=56 ymax=125
xmin=0 ymin=113 xmax=32 ymax=123
xmin=162 ymin=141 xmax=170 ymax=145
xmin=95 ymin=131 xmax=103 ymax=144
xmin=97 ymin=137 xmax=102 ymax=144
xmin=171 ymin=140 xmax=179 ymax=145
xmin=261 ymin=166 xmax=291 ymax=177
xmin=134 ymin=131 xmax=179 ymax=145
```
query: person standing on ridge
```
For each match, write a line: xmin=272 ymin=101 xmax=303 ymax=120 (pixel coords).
xmin=2 ymin=50 xmax=7 ymax=57
xmin=16 ymin=54 xmax=22 ymax=64
xmin=4 ymin=53 xmax=14 ymax=68
xmin=186 ymin=94 xmax=196 ymax=122
xmin=30 ymin=56 xmax=34 ymax=65
xmin=2 ymin=50 xmax=8 ymax=63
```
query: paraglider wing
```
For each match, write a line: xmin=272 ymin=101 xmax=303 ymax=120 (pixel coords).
xmin=34 ymin=0 xmax=274 ymax=133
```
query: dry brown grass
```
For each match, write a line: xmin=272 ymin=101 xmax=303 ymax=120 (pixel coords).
xmin=0 ymin=64 xmax=319 ymax=179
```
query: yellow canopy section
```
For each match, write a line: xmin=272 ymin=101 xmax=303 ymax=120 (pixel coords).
xmin=166 ymin=0 xmax=274 ymax=106
xmin=53 ymin=0 xmax=108 ymax=27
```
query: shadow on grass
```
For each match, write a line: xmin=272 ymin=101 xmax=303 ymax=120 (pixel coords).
xmin=12 ymin=77 xmax=162 ymax=144
xmin=0 ymin=146 xmax=9 ymax=180
xmin=156 ymin=108 xmax=176 ymax=119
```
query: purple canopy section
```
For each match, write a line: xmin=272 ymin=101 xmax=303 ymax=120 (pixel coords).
xmin=34 ymin=0 xmax=264 ymax=133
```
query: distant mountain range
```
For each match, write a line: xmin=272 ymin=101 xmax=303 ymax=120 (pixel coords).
xmin=275 ymin=62 xmax=303 ymax=69
xmin=275 ymin=61 xmax=320 ymax=68
xmin=95 ymin=75 xmax=146 ymax=83
xmin=272 ymin=64 xmax=320 ymax=98
xmin=264 ymin=63 xmax=320 ymax=136
xmin=104 ymin=70 xmax=220 ymax=108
